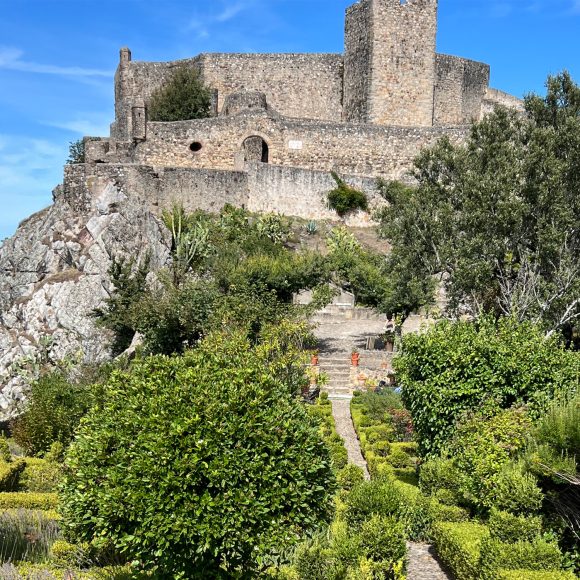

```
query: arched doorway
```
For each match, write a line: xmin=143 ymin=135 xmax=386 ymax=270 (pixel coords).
xmin=242 ymin=136 xmax=269 ymax=163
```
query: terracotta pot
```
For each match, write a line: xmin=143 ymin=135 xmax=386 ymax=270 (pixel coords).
xmin=351 ymin=352 xmax=360 ymax=366
xmin=311 ymin=355 xmax=319 ymax=366
xmin=385 ymin=340 xmax=394 ymax=353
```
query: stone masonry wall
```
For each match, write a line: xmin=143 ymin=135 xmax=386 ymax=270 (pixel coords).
xmin=134 ymin=113 xmax=468 ymax=180
xmin=369 ymin=0 xmax=438 ymax=127
xmin=63 ymin=164 xmax=249 ymax=216
xmin=62 ymin=162 xmax=384 ymax=226
xmin=343 ymin=0 xmax=373 ymax=123
xmin=112 ymin=52 xmax=344 ymax=140
xmin=245 ymin=162 xmax=381 ymax=226
xmin=481 ymin=87 xmax=525 ymax=117
xmin=434 ymin=54 xmax=490 ymax=125
xmin=199 ymin=54 xmax=344 ymax=122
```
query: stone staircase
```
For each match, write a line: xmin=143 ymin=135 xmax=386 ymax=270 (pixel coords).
xmin=312 ymin=305 xmax=390 ymax=398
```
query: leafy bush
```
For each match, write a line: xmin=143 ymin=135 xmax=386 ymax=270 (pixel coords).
xmin=60 ymin=332 xmax=336 ymax=578
xmin=0 ymin=460 xmax=25 ymax=492
xmin=447 ymin=408 xmax=536 ymax=513
xmin=480 ymin=537 xmax=564 ymax=579
xmin=327 ymin=173 xmax=368 ymax=217
xmin=19 ymin=458 xmax=61 ymax=493
xmin=337 ymin=464 xmax=365 ymax=491
xmin=495 ymin=570 xmax=577 ymax=580
xmin=358 ymin=515 xmax=406 ymax=569
xmin=490 ymin=463 xmax=544 ymax=515
xmin=488 ymin=508 xmax=543 ymax=543
xmin=11 ymin=366 xmax=110 ymax=456
xmin=431 ymin=521 xmax=489 ymax=580
xmin=419 ymin=457 xmax=462 ymax=502
xmin=344 ymin=480 xmax=399 ymax=528
xmin=396 ymin=316 xmax=580 ymax=457
xmin=386 ymin=448 xmax=413 ymax=469
xmin=148 ymin=65 xmax=212 ymax=122
xmin=0 ymin=493 xmax=58 ymax=511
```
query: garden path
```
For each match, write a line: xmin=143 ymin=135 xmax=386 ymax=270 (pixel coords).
xmin=406 ymin=542 xmax=453 ymax=580
xmin=330 ymin=398 xmax=370 ymax=479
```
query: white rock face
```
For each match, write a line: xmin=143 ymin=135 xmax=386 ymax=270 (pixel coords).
xmin=0 ymin=179 xmax=171 ymax=420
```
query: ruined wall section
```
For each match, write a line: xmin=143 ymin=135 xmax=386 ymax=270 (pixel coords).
xmin=369 ymin=0 xmax=438 ymax=127
xmin=199 ymin=54 xmax=344 ymax=122
xmin=433 ymin=54 xmax=490 ymax=125
xmin=63 ymin=164 xmax=249 ymax=216
xmin=133 ymin=113 xmax=468 ymax=180
xmin=343 ymin=0 xmax=373 ymax=123
xmin=481 ymin=87 xmax=524 ymax=117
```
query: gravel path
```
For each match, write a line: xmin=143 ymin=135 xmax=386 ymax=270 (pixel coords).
xmin=330 ymin=398 xmax=370 ymax=479
xmin=406 ymin=542 xmax=453 ymax=580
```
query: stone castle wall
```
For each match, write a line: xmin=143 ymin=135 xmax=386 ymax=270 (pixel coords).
xmin=434 ymin=54 xmax=490 ymax=125
xmin=368 ymin=0 xmax=438 ymax=127
xmin=132 ymin=113 xmax=468 ymax=179
xmin=63 ymin=162 xmax=385 ymax=227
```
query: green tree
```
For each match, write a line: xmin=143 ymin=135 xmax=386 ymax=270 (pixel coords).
xmin=395 ymin=316 xmax=580 ymax=457
xmin=148 ymin=66 xmax=212 ymax=122
xmin=66 ymin=139 xmax=85 ymax=164
xmin=377 ymin=72 xmax=580 ymax=337
xmin=60 ymin=330 xmax=335 ymax=578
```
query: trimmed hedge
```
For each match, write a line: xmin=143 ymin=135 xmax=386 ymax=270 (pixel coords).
xmin=496 ymin=570 xmax=577 ymax=580
xmin=0 ymin=459 xmax=26 ymax=491
xmin=19 ymin=457 xmax=62 ymax=493
xmin=480 ymin=537 xmax=564 ymax=579
xmin=488 ymin=508 xmax=542 ymax=543
xmin=0 ymin=492 xmax=58 ymax=510
xmin=431 ymin=521 xmax=490 ymax=580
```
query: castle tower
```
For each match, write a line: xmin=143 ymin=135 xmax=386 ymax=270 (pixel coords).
xmin=344 ymin=0 xmax=438 ymax=127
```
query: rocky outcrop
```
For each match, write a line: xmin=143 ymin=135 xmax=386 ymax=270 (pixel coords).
xmin=0 ymin=175 xmax=171 ymax=420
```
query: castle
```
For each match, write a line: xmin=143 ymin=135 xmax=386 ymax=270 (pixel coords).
xmin=68 ymin=0 xmax=521 ymax=224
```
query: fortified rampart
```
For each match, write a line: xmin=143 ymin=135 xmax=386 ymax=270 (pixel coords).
xmin=79 ymin=0 xmax=522 ymax=226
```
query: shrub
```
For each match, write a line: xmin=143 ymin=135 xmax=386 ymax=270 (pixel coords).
xmin=0 ymin=493 xmax=58 ymax=510
xmin=396 ymin=317 xmax=580 ymax=457
xmin=419 ymin=457 xmax=461 ymax=502
xmin=0 ymin=460 xmax=26 ymax=492
xmin=431 ymin=521 xmax=489 ymax=580
xmin=480 ymin=537 xmax=564 ymax=579
xmin=66 ymin=138 xmax=85 ymax=164
xmin=329 ymin=442 xmax=349 ymax=470
xmin=148 ymin=66 xmax=212 ymax=122
xmin=372 ymin=441 xmax=391 ymax=457
xmin=19 ymin=458 xmax=61 ymax=493
xmin=293 ymin=538 xmax=335 ymax=580
xmin=344 ymin=480 xmax=399 ymax=528
xmin=365 ymin=425 xmax=393 ymax=444
xmin=490 ymin=463 xmax=544 ymax=515
xmin=448 ymin=408 xmax=536 ymax=512
xmin=327 ymin=173 xmax=368 ymax=217
xmin=358 ymin=515 xmax=406 ymax=567
xmin=496 ymin=570 xmax=577 ymax=580
xmin=50 ymin=540 xmax=91 ymax=568
xmin=386 ymin=448 xmax=413 ymax=469
xmin=60 ymin=332 xmax=336 ymax=578
xmin=337 ymin=464 xmax=365 ymax=491
xmin=0 ymin=436 xmax=12 ymax=462
xmin=428 ymin=499 xmax=470 ymax=523
xmin=488 ymin=508 xmax=543 ymax=543
xmin=11 ymin=367 xmax=109 ymax=456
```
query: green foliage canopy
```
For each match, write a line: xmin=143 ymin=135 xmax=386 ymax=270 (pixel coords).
xmin=377 ymin=72 xmax=580 ymax=337
xmin=148 ymin=66 xmax=212 ymax=122
xmin=395 ymin=316 xmax=580 ymax=457
xmin=60 ymin=330 xmax=335 ymax=578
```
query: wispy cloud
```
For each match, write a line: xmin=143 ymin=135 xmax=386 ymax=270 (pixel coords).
xmin=0 ymin=46 xmax=113 ymax=78
xmin=47 ymin=113 xmax=112 ymax=137
xmin=216 ymin=1 xmax=252 ymax=22
xmin=0 ymin=134 xmax=67 ymax=239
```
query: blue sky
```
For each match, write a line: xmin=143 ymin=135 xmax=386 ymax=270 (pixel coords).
xmin=1 ymin=0 xmax=579 ymax=240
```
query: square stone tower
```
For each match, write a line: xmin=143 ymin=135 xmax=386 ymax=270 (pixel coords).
xmin=344 ymin=0 xmax=438 ymax=127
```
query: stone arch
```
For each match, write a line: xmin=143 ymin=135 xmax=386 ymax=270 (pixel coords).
xmin=242 ymin=135 xmax=269 ymax=163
